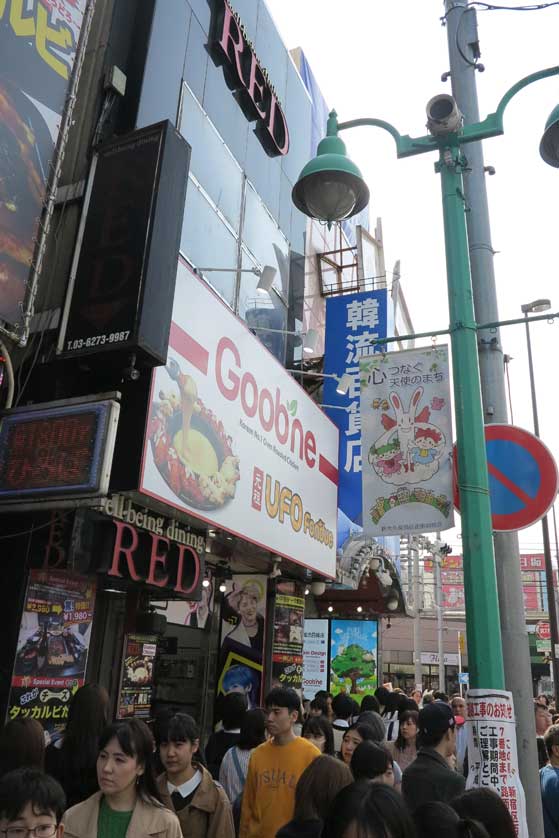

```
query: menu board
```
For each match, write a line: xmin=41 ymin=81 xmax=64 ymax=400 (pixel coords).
xmin=7 ymin=570 xmax=96 ymax=734
xmin=271 ymin=581 xmax=305 ymax=692
xmin=117 ymin=634 xmax=157 ymax=718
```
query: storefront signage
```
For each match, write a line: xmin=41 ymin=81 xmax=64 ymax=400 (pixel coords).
xmin=105 ymin=520 xmax=203 ymax=600
xmin=271 ymin=581 xmax=305 ymax=691
xmin=420 ymin=652 xmax=459 ymax=666
xmin=211 ymin=0 xmax=289 ymax=157
xmin=361 ymin=345 xmax=454 ymax=535
xmin=7 ymin=570 xmax=96 ymax=735
xmin=466 ymin=689 xmax=528 ymax=837
xmin=302 ymin=619 xmax=329 ymax=699
xmin=0 ymin=399 xmax=120 ymax=505
xmin=140 ymin=260 xmax=338 ymax=578
xmin=116 ymin=633 xmax=157 ymax=718
xmin=100 ymin=494 xmax=206 ymax=552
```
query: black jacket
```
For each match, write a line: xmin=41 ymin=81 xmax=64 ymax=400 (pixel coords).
xmin=402 ymin=747 xmax=465 ymax=813
xmin=276 ymin=819 xmax=323 ymax=838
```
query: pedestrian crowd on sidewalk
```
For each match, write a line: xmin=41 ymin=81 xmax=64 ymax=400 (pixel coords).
xmin=0 ymin=681 xmax=526 ymax=838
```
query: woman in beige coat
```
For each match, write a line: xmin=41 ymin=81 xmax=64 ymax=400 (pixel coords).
xmin=63 ymin=719 xmax=181 ymax=838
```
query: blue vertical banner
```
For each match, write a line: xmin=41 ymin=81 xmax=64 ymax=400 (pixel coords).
xmin=323 ymin=290 xmax=388 ymax=530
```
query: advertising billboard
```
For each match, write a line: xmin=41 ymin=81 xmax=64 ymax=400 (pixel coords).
xmin=140 ymin=259 xmax=338 ymax=578
xmin=0 ymin=0 xmax=89 ymax=331
xmin=271 ymin=581 xmax=305 ymax=692
xmin=302 ymin=618 xmax=329 ymax=699
xmin=361 ymin=345 xmax=454 ymax=535
xmin=330 ymin=619 xmax=378 ymax=701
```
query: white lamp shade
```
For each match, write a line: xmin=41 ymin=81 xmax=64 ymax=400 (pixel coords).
xmin=336 ymin=373 xmax=352 ymax=395
xmin=256 ymin=265 xmax=277 ymax=293
xmin=303 ymin=328 xmax=318 ymax=355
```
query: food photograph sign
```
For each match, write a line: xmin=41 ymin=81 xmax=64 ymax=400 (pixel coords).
xmin=360 ymin=345 xmax=454 ymax=536
xmin=140 ymin=260 xmax=339 ymax=578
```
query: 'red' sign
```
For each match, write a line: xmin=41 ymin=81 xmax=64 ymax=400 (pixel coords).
xmin=536 ymin=621 xmax=551 ymax=641
xmin=211 ymin=0 xmax=289 ymax=157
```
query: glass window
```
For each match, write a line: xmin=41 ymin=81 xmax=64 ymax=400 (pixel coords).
xmin=242 ymin=181 xmax=290 ymax=305
xmin=180 ymin=176 xmax=238 ymax=307
xmin=179 ymin=85 xmax=243 ymax=232
xmin=242 ymin=251 xmax=287 ymax=363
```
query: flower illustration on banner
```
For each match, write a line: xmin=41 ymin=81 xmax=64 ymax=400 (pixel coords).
xmin=431 ymin=396 xmax=445 ymax=410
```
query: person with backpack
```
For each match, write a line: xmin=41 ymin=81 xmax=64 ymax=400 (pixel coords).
xmin=154 ymin=712 xmax=234 ymax=838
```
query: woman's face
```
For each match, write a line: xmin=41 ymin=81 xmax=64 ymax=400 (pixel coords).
xmin=238 ymin=594 xmax=257 ymax=626
xmin=304 ymin=732 xmax=326 ymax=752
xmin=400 ymin=717 xmax=417 ymax=740
xmin=97 ymin=737 xmax=143 ymax=798
xmin=341 ymin=730 xmax=363 ymax=764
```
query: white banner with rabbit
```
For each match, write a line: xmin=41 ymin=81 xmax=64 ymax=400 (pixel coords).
xmin=360 ymin=345 xmax=454 ymax=535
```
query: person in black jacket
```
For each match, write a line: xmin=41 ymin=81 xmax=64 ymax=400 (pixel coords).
xmin=276 ymin=755 xmax=352 ymax=838
xmin=402 ymin=701 xmax=465 ymax=813
xmin=205 ymin=692 xmax=247 ymax=779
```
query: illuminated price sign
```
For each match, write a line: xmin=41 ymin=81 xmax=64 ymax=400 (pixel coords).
xmin=0 ymin=398 xmax=120 ymax=504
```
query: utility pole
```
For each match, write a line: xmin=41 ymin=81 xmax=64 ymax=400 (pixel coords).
xmin=412 ymin=539 xmax=423 ymax=690
xmin=434 ymin=553 xmax=445 ymax=692
xmin=444 ymin=3 xmax=544 ymax=834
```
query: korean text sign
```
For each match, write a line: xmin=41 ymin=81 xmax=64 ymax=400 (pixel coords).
xmin=466 ymin=689 xmax=528 ymax=838
xmin=323 ymin=290 xmax=388 ymax=526
xmin=140 ymin=260 xmax=338 ymax=578
xmin=360 ymin=345 xmax=454 ymax=535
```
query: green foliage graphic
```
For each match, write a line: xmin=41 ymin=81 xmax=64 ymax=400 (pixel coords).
xmin=331 ymin=643 xmax=376 ymax=694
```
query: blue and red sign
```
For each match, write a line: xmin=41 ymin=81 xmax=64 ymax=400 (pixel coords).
xmin=454 ymin=424 xmax=558 ymax=532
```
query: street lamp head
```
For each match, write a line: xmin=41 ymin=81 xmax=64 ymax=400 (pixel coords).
xmin=540 ymin=105 xmax=559 ymax=167
xmin=521 ymin=298 xmax=551 ymax=314
xmin=292 ymin=112 xmax=369 ymax=224
xmin=426 ymin=94 xmax=463 ymax=136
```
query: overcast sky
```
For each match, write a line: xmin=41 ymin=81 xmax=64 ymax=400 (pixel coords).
xmin=267 ymin=0 xmax=559 ymax=554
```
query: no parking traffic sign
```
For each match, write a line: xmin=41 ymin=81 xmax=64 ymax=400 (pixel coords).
xmin=454 ymin=424 xmax=558 ymax=532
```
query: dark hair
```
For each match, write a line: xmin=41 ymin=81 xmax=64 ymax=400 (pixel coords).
xmin=302 ymin=716 xmax=335 ymax=756
xmin=154 ymin=712 xmax=199 ymax=746
xmin=99 ymin=719 xmax=162 ymax=805
xmin=360 ymin=694 xmax=380 ymax=714
xmin=221 ymin=692 xmax=248 ymax=729
xmin=400 ymin=697 xmax=420 ymax=714
xmin=293 ymin=755 xmax=352 ymax=822
xmin=394 ymin=710 xmax=419 ymax=752
xmin=239 ymin=709 xmax=266 ymax=751
xmin=374 ymin=686 xmax=391 ymax=706
xmin=323 ymin=781 xmax=417 ymax=838
xmin=0 ymin=718 xmax=45 ymax=777
xmin=351 ymin=741 xmax=392 ymax=782
xmin=0 ymin=768 xmax=65 ymax=824
xmin=415 ymin=801 xmax=489 ymax=838
xmin=544 ymin=724 xmax=559 ymax=758
xmin=265 ymin=687 xmax=300 ymax=714
xmin=315 ymin=690 xmax=333 ymax=701
xmin=332 ymin=693 xmax=354 ymax=720
xmin=57 ymin=683 xmax=110 ymax=806
xmin=452 ymin=788 xmax=516 ymax=838
xmin=537 ymin=736 xmax=549 ymax=769
xmin=353 ymin=714 xmax=385 ymax=743
xmin=433 ymin=691 xmax=449 ymax=703
xmin=310 ymin=696 xmax=329 ymax=715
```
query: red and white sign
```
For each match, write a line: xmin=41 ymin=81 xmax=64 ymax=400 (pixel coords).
xmin=466 ymin=689 xmax=528 ymax=838
xmin=536 ymin=621 xmax=551 ymax=641
xmin=140 ymin=260 xmax=338 ymax=578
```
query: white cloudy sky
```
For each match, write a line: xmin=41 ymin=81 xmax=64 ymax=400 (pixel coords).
xmin=267 ymin=0 xmax=559 ymax=554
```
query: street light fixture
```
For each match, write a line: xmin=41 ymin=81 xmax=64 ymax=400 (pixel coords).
xmin=249 ymin=325 xmax=318 ymax=355
xmin=292 ymin=66 xmax=559 ymax=692
xmin=522 ymin=298 xmax=559 ymax=704
xmin=540 ymin=106 xmax=559 ymax=168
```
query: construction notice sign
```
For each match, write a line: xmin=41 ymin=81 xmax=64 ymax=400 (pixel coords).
xmin=466 ymin=689 xmax=527 ymax=838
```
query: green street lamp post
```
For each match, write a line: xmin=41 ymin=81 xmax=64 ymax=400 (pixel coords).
xmin=293 ymin=67 xmax=559 ymax=690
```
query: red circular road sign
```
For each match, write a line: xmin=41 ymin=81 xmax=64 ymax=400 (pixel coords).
xmin=537 ymin=621 xmax=551 ymax=641
xmin=454 ymin=424 xmax=558 ymax=532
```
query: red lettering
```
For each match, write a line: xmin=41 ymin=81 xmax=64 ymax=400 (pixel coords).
xmin=218 ymin=1 xmax=246 ymax=85
xmin=266 ymin=94 xmax=290 ymax=156
xmin=108 ymin=522 xmax=141 ymax=581
xmin=290 ymin=419 xmax=304 ymax=459
xmin=146 ymin=535 xmax=170 ymax=588
xmin=216 ymin=336 xmax=241 ymax=400
xmin=174 ymin=545 xmax=201 ymax=596
xmin=241 ymin=371 xmax=258 ymax=417
xmin=274 ymin=388 xmax=289 ymax=444
xmin=259 ymin=388 xmax=274 ymax=432
xmin=304 ymin=431 xmax=317 ymax=468
xmin=247 ymin=52 xmax=267 ymax=119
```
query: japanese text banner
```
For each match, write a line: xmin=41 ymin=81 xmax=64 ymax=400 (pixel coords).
xmin=360 ymin=345 xmax=454 ymax=535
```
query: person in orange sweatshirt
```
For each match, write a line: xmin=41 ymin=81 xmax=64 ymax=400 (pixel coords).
xmin=240 ymin=687 xmax=320 ymax=838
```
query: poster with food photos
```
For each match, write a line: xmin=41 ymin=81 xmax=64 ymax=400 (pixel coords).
xmin=117 ymin=634 xmax=157 ymax=718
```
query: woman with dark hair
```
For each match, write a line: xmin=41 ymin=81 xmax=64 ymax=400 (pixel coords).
xmin=360 ymin=694 xmax=380 ymax=714
xmin=388 ymin=709 xmax=419 ymax=772
xmin=0 ymin=718 xmax=45 ymax=778
xmin=219 ymin=708 xmax=266 ymax=803
xmin=414 ymin=801 xmax=489 ymax=838
xmin=276 ymin=755 xmax=352 ymax=838
xmin=62 ymin=718 xmax=182 ymax=837
xmin=45 ymin=683 xmax=110 ymax=807
xmin=351 ymin=741 xmax=394 ymax=786
xmin=154 ymin=712 xmax=234 ymax=838
xmin=451 ymin=788 xmax=516 ymax=838
xmin=302 ymin=716 xmax=335 ymax=756
xmin=340 ymin=723 xmax=379 ymax=767
xmin=322 ymin=781 xmax=417 ymax=838
xmin=375 ymin=688 xmax=400 ymax=742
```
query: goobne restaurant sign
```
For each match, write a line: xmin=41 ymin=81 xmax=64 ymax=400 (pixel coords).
xmin=140 ymin=260 xmax=338 ymax=578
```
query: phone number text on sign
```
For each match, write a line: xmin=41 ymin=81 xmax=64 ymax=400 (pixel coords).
xmin=66 ymin=330 xmax=131 ymax=351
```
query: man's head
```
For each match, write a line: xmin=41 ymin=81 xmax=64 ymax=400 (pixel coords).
xmin=0 ymin=769 xmax=65 ymax=838
xmin=544 ymin=724 xmax=559 ymax=763
xmin=221 ymin=691 xmax=248 ymax=730
xmin=417 ymin=701 xmax=457 ymax=757
xmin=535 ymin=700 xmax=553 ymax=735
xmin=450 ymin=694 xmax=467 ymax=719
xmin=309 ymin=696 xmax=328 ymax=717
xmin=332 ymin=693 xmax=354 ymax=722
xmin=264 ymin=687 xmax=300 ymax=739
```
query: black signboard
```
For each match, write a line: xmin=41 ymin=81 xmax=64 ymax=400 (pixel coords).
xmin=59 ymin=121 xmax=190 ymax=366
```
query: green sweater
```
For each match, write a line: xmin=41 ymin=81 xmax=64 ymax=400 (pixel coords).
xmin=97 ymin=797 xmax=133 ymax=838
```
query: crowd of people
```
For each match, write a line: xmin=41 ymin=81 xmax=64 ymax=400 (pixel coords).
xmin=0 ymin=681 xmax=526 ymax=838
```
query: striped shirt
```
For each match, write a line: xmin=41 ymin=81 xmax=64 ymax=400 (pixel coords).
xmin=219 ymin=746 xmax=252 ymax=802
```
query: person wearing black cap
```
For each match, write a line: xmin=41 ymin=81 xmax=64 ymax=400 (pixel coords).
xmin=401 ymin=700 xmax=465 ymax=813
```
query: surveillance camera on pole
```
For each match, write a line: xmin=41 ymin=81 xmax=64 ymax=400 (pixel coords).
xmin=426 ymin=94 xmax=463 ymax=136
